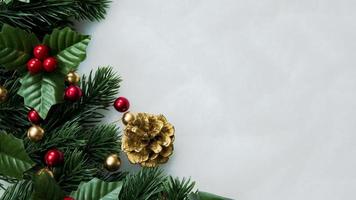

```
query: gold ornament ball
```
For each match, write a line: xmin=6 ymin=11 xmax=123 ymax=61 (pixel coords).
xmin=0 ymin=86 xmax=8 ymax=103
xmin=122 ymin=112 xmax=135 ymax=125
xmin=104 ymin=154 xmax=121 ymax=171
xmin=37 ymin=168 xmax=54 ymax=178
xmin=27 ymin=125 xmax=45 ymax=142
xmin=66 ymin=72 xmax=80 ymax=84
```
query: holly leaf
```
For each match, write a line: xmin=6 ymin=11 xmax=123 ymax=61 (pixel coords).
xmin=0 ymin=24 xmax=39 ymax=71
xmin=70 ymin=178 xmax=123 ymax=200
xmin=43 ymin=27 xmax=90 ymax=75
xmin=0 ymin=132 xmax=35 ymax=179
xmin=188 ymin=192 xmax=233 ymax=200
xmin=32 ymin=171 xmax=65 ymax=200
xmin=18 ymin=72 xmax=65 ymax=119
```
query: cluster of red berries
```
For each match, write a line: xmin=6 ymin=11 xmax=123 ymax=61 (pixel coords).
xmin=27 ymin=45 xmax=57 ymax=74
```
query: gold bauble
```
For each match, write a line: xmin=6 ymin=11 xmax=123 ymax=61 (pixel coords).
xmin=0 ymin=86 xmax=8 ymax=103
xmin=37 ymin=168 xmax=54 ymax=178
xmin=122 ymin=112 xmax=135 ymax=125
xmin=121 ymin=113 xmax=175 ymax=167
xmin=27 ymin=125 xmax=45 ymax=142
xmin=66 ymin=72 xmax=80 ymax=84
xmin=104 ymin=154 xmax=121 ymax=171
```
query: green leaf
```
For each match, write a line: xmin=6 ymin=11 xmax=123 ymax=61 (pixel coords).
xmin=0 ymin=24 xmax=39 ymax=71
xmin=32 ymin=171 xmax=64 ymax=200
xmin=188 ymin=192 xmax=233 ymax=200
xmin=43 ymin=27 xmax=90 ymax=75
xmin=18 ymin=72 xmax=65 ymax=119
xmin=0 ymin=133 xmax=35 ymax=179
xmin=70 ymin=178 xmax=123 ymax=200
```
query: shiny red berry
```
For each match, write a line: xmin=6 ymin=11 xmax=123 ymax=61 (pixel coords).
xmin=64 ymin=85 xmax=83 ymax=101
xmin=63 ymin=197 xmax=75 ymax=200
xmin=43 ymin=57 xmax=57 ymax=72
xmin=33 ymin=45 xmax=49 ymax=60
xmin=28 ymin=109 xmax=42 ymax=124
xmin=27 ymin=58 xmax=42 ymax=74
xmin=44 ymin=149 xmax=64 ymax=167
xmin=114 ymin=97 xmax=130 ymax=112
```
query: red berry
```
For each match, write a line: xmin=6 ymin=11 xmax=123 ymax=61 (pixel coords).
xmin=43 ymin=57 xmax=57 ymax=72
xmin=64 ymin=85 xmax=83 ymax=101
xmin=27 ymin=58 xmax=42 ymax=74
xmin=28 ymin=109 xmax=42 ymax=124
xmin=44 ymin=149 xmax=64 ymax=167
xmin=33 ymin=45 xmax=49 ymax=60
xmin=114 ymin=97 xmax=130 ymax=112
xmin=64 ymin=197 xmax=75 ymax=200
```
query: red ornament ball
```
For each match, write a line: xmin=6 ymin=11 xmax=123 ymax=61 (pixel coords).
xmin=63 ymin=197 xmax=75 ymax=200
xmin=27 ymin=58 xmax=42 ymax=74
xmin=33 ymin=44 xmax=50 ymax=60
xmin=45 ymin=149 xmax=64 ymax=167
xmin=43 ymin=57 xmax=57 ymax=72
xmin=114 ymin=97 xmax=130 ymax=112
xmin=65 ymin=85 xmax=83 ymax=101
xmin=28 ymin=109 xmax=42 ymax=124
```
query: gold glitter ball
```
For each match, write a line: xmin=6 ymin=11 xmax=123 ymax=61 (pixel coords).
xmin=66 ymin=71 xmax=80 ymax=84
xmin=0 ymin=86 xmax=8 ymax=103
xmin=121 ymin=113 xmax=175 ymax=167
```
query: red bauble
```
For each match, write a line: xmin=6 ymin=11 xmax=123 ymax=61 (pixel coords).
xmin=27 ymin=58 xmax=42 ymax=74
xmin=45 ymin=149 xmax=64 ymax=167
xmin=28 ymin=109 xmax=42 ymax=124
xmin=64 ymin=85 xmax=83 ymax=101
xmin=33 ymin=45 xmax=49 ymax=60
xmin=43 ymin=57 xmax=57 ymax=72
xmin=63 ymin=197 xmax=75 ymax=200
xmin=114 ymin=97 xmax=130 ymax=112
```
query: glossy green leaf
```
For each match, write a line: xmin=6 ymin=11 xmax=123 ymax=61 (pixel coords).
xmin=70 ymin=178 xmax=123 ymax=200
xmin=188 ymin=192 xmax=233 ymax=200
xmin=18 ymin=72 xmax=65 ymax=119
xmin=0 ymin=133 xmax=35 ymax=179
xmin=0 ymin=24 xmax=39 ymax=70
xmin=43 ymin=27 xmax=90 ymax=75
xmin=32 ymin=171 xmax=64 ymax=200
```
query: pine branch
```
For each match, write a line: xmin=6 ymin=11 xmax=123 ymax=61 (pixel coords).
xmin=0 ymin=0 xmax=111 ymax=34
xmin=119 ymin=168 xmax=166 ymax=200
xmin=44 ymin=66 xmax=121 ymax=130
xmin=0 ymin=180 xmax=33 ymax=200
xmin=161 ymin=177 xmax=195 ymax=200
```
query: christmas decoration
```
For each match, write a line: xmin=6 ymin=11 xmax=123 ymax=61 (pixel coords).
xmin=28 ymin=109 xmax=42 ymax=124
xmin=27 ymin=125 xmax=45 ymax=142
xmin=0 ymin=2 xmax=230 ymax=199
xmin=66 ymin=71 xmax=80 ymax=84
xmin=114 ymin=96 xmax=130 ymax=112
xmin=27 ymin=58 xmax=42 ymax=74
xmin=65 ymin=85 xmax=83 ymax=101
xmin=122 ymin=112 xmax=175 ymax=167
xmin=45 ymin=149 xmax=64 ymax=167
xmin=43 ymin=57 xmax=58 ymax=72
xmin=0 ymin=85 xmax=8 ymax=103
xmin=33 ymin=44 xmax=50 ymax=60
xmin=37 ymin=168 xmax=54 ymax=178
xmin=64 ymin=197 xmax=75 ymax=200
xmin=104 ymin=154 xmax=121 ymax=171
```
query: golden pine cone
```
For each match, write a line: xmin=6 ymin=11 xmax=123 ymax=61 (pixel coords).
xmin=121 ymin=112 xmax=175 ymax=167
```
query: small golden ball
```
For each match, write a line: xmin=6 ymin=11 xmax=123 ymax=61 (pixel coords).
xmin=0 ymin=86 xmax=8 ymax=103
xmin=66 ymin=72 xmax=80 ymax=84
xmin=122 ymin=112 xmax=135 ymax=125
xmin=37 ymin=168 xmax=54 ymax=178
xmin=104 ymin=154 xmax=121 ymax=171
xmin=27 ymin=125 xmax=45 ymax=142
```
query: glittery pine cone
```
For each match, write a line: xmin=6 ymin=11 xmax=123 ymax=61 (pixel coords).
xmin=121 ymin=112 xmax=175 ymax=167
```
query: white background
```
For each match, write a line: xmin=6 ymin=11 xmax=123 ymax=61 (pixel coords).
xmin=3 ymin=0 xmax=356 ymax=199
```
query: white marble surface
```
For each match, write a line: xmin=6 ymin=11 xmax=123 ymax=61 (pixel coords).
xmin=3 ymin=0 xmax=356 ymax=199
